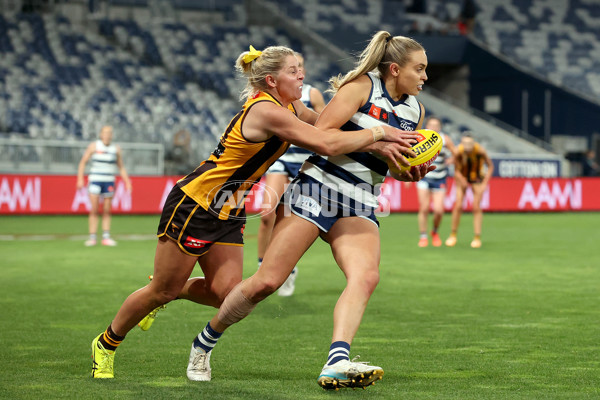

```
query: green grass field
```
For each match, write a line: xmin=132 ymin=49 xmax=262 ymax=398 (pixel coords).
xmin=0 ymin=212 xmax=599 ymax=399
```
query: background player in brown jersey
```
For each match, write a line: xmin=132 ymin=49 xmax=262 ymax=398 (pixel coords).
xmin=445 ymin=134 xmax=494 ymax=248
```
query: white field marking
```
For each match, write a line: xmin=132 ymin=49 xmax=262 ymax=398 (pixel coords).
xmin=0 ymin=234 xmax=156 ymax=241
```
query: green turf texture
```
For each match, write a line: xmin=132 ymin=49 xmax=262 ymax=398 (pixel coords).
xmin=0 ymin=212 xmax=598 ymax=399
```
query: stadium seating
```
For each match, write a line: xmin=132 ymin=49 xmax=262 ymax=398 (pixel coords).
xmin=266 ymin=0 xmax=600 ymax=100
xmin=0 ymin=0 xmax=578 ymax=164
xmin=0 ymin=9 xmax=342 ymax=158
xmin=467 ymin=0 xmax=600 ymax=100
xmin=0 ymin=7 xmax=519 ymax=158
xmin=0 ymin=12 xmax=287 ymax=159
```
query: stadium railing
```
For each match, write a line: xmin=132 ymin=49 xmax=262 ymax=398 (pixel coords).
xmin=0 ymin=137 xmax=164 ymax=175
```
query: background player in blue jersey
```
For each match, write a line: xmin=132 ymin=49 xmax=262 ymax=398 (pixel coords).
xmin=415 ymin=116 xmax=456 ymax=247
xmin=77 ymin=125 xmax=131 ymax=246
xmin=197 ymin=31 xmax=434 ymax=390
xmin=257 ymin=52 xmax=326 ymax=296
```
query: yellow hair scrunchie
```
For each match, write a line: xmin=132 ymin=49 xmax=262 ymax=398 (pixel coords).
xmin=242 ymin=45 xmax=262 ymax=64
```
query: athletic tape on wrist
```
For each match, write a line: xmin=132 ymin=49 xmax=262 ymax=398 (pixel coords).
xmin=217 ymin=282 xmax=257 ymax=326
xmin=371 ymin=126 xmax=385 ymax=142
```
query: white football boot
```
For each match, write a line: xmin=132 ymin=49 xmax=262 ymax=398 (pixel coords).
xmin=277 ymin=267 xmax=297 ymax=297
xmin=317 ymin=356 xmax=384 ymax=390
xmin=186 ymin=344 xmax=211 ymax=381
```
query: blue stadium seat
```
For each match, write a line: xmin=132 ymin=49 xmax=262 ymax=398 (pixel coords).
xmin=471 ymin=1 xmax=600 ymax=99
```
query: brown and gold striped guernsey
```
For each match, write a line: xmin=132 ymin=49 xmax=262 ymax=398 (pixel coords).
xmin=457 ymin=142 xmax=485 ymax=184
xmin=177 ymin=92 xmax=294 ymax=220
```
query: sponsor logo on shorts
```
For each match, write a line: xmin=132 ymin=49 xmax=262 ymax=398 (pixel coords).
xmin=184 ymin=235 xmax=211 ymax=248
xmin=295 ymin=195 xmax=322 ymax=217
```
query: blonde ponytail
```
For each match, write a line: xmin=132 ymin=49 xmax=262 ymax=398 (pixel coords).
xmin=328 ymin=31 xmax=424 ymax=93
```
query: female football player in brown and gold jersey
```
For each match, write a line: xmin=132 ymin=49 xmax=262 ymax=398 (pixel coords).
xmin=445 ymin=134 xmax=494 ymax=248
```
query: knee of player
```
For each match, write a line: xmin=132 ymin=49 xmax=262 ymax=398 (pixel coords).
xmin=350 ymin=269 xmax=380 ymax=293
xmin=365 ymin=271 xmax=380 ymax=292
xmin=252 ymin=277 xmax=279 ymax=300
xmin=212 ymin=279 xmax=244 ymax=306
xmin=152 ymin=288 xmax=180 ymax=304
xmin=259 ymin=211 xmax=276 ymax=226
xmin=262 ymin=279 xmax=280 ymax=297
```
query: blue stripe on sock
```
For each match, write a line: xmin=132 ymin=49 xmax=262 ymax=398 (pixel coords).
xmin=193 ymin=335 xmax=204 ymax=349
xmin=328 ymin=354 xmax=349 ymax=366
xmin=204 ymin=322 xmax=222 ymax=339
xmin=326 ymin=341 xmax=350 ymax=366
xmin=194 ymin=323 xmax=222 ymax=353
xmin=330 ymin=341 xmax=350 ymax=352
xmin=200 ymin=332 xmax=217 ymax=345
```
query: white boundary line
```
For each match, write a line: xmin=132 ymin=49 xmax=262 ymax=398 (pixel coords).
xmin=0 ymin=234 xmax=157 ymax=241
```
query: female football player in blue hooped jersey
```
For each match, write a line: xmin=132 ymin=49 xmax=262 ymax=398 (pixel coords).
xmin=257 ymin=51 xmax=326 ymax=297
xmin=199 ymin=31 xmax=433 ymax=390
xmin=90 ymin=44 xmax=422 ymax=380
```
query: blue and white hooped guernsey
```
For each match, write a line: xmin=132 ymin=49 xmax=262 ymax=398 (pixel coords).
xmin=299 ymin=72 xmax=422 ymax=209
xmin=423 ymin=133 xmax=451 ymax=180
xmin=89 ymin=140 xmax=118 ymax=183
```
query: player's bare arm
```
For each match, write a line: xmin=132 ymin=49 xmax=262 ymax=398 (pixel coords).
xmin=481 ymin=148 xmax=494 ymax=187
xmin=243 ymin=101 xmax=383 ymax=157
xmin=292 ymin=99 xmax=319 ymax=126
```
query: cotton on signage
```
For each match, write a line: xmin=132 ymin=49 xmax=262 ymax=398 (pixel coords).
xmin=518 ymin=179 xmax=581 ymax=210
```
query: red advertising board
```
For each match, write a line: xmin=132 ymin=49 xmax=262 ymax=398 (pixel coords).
xmin=1 ymin=174 xmax=599 ymax=215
